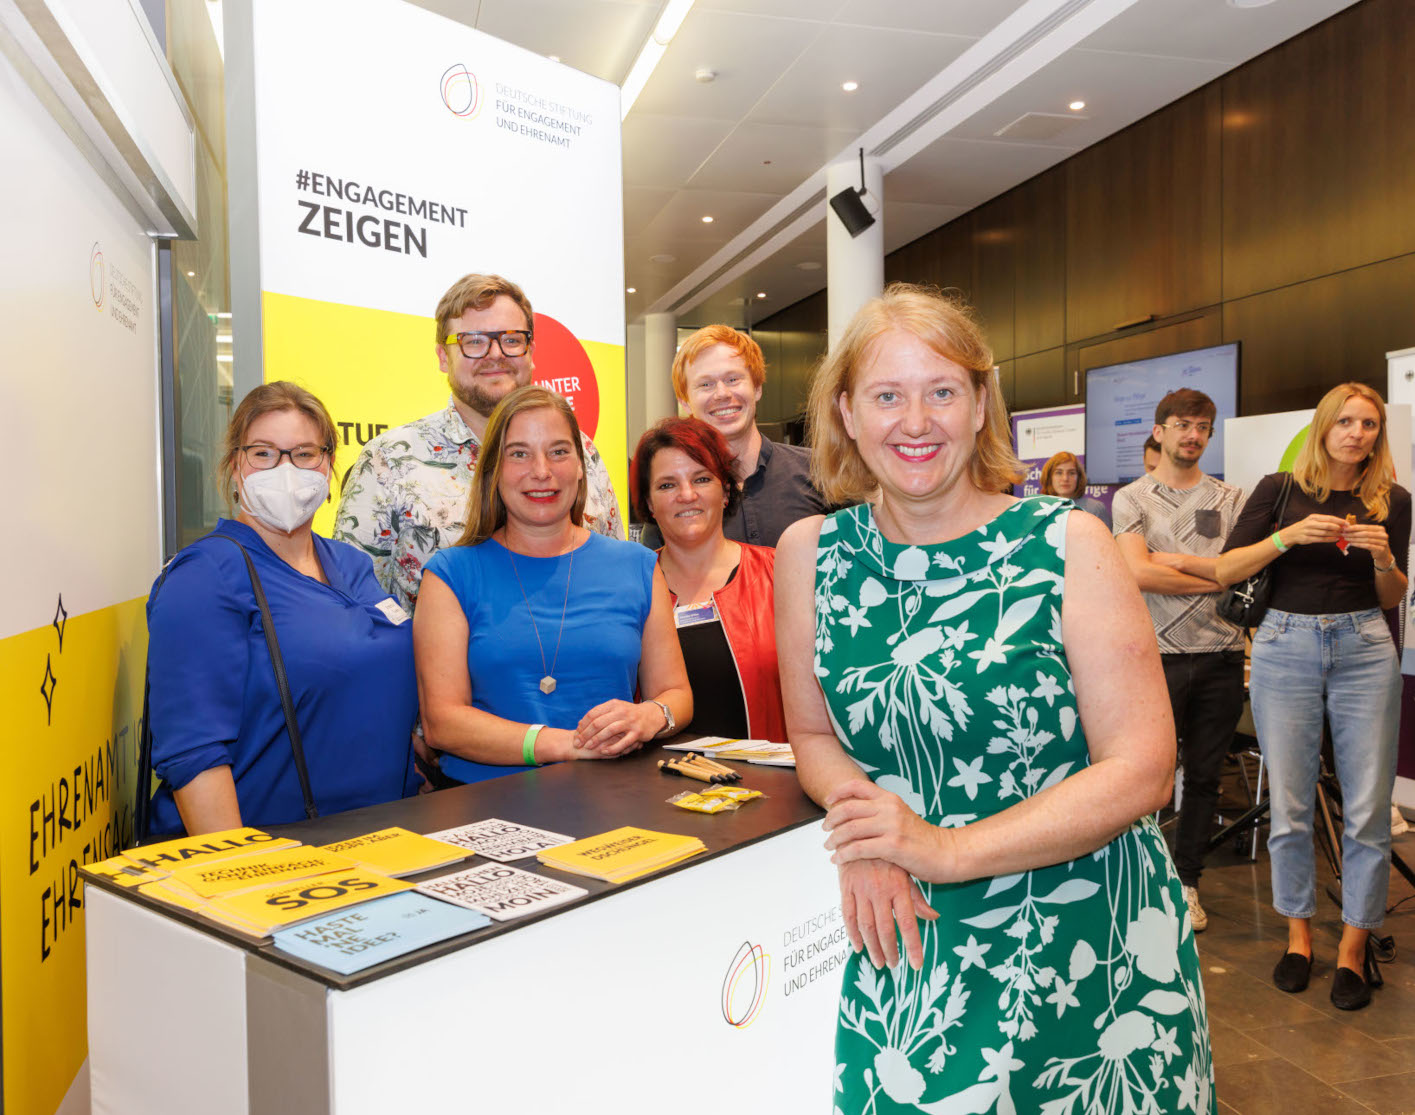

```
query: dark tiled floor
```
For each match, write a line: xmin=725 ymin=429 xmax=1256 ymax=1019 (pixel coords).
xmin=1186 ymin=784 xmax=1415 ymax=1115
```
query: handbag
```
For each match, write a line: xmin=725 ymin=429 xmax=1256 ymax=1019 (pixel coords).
xmin=134 ymin=533 xmax=319 ymax=840
xmin=1216 ymin=472 xmax=1294 ymax=629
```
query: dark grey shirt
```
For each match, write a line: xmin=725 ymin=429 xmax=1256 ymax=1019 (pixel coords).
xmin=723 ymin=438 xmax=831 ymax=548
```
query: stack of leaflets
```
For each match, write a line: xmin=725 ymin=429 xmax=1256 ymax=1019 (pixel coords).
xmin=83 ymin=827 xmax=300 ymax=889
xmin=425 ymin=818 xmax=574 ymax=862
xmin=662 ymin=737 xmax=795 ymax=766
xmin=272 ymin=892 xmax=491 ymax=975
xmin=536 ymin=826 xmax=706 ymax=884
xmin=320 ymin=827 xmax=471 ymax=876
xmin=416 ymin=863 xmax=587 ymax=921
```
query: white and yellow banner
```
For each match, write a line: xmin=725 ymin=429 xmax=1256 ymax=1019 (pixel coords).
xmin=244 ymin=0 xmax=627 ymax=527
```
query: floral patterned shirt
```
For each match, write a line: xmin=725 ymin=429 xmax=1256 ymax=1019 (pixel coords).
xmin=332 ymin=401 xmax=624 ymax=611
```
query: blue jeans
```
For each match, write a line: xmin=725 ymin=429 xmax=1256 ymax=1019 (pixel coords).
xmin=1249 ymin=608 xmax=1401 ymax=929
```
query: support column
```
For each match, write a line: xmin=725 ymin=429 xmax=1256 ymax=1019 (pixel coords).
xmin=644 ymin=311 xmax=678 ymax=425
xmin=826 ymin=155 xmax=884 ymax=351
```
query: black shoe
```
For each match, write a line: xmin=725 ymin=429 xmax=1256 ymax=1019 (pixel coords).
xmin=1272 ymin=951 xmax=1312 ymax=993
xmin=1331 ymin=965 xmax=1372 ymax=1010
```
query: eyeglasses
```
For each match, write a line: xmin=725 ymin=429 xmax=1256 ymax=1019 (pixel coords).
xmin=1163 ymin=420 xmax=1214 ymax=436
xmin=240 ymin=444 xmax=330 ymax=470
xmin=443 ymin=329 xmax=532 ymax=359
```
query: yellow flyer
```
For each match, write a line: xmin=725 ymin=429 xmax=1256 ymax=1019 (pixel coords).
xmin=169 ymin=846 xmax=357 ymax=898
xmin=210 ymin=869 xmax=412 ymax=935
xmin=320 ymin=827 xmax=469 ymax=877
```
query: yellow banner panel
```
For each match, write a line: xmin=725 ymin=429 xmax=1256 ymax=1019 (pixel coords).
xmin=0 ymin=596 xmax=146 ymax=1115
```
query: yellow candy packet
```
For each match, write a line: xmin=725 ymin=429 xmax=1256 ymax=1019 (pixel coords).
xmin=667 ymin=791 xmax=737 ymax=814
xmin=701 ymin=786 xmax=763 ymax=803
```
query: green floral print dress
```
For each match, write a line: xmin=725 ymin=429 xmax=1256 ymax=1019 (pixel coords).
xmin=816 ymin=499 xmax=1212 ymax=1115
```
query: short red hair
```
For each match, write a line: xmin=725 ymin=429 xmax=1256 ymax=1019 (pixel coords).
xmin=671 ymin=324 xmax=766 ymax=404
xmin=630 ymin=417 xmax=742 ymax=525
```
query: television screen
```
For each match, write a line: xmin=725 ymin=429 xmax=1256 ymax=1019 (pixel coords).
xmin=1083 ymin=342 xmax=1239 ymax=484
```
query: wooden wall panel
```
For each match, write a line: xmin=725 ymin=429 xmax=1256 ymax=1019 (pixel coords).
xmin=1013 ymin=167 xmax=1066 ymax=358
xmin=972 ymin=193 xmax=1016 ymax=362
xmin=1013 ymin=347 xmax=1065 ymax=412
xmin=1223 ymin=252 xmax=1415 ymax=416
xmin=1065 ymin=86 xmax=1222 ymax=343
xmin=1222 ymin=0 xmax=1415 ymax=301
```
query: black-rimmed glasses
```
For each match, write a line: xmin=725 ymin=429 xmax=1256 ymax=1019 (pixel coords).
xmin=239 ymin=444 xmax=330 ymax=470
xmin=443 ymin=329 xmax=532 ymax=359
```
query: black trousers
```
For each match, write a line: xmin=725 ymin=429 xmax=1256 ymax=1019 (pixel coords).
xmin=1161 ymin=649 xmax=1247 ymax=886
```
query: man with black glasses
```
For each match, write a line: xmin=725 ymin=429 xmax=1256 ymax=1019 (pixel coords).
xmin=1111 ymin=388 xmax=1245 ymax=934
xmin=334 ymin=273 xmax=623 ymax=612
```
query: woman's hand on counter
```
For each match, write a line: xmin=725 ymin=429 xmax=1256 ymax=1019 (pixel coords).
xmin=572 ymin=699 xmax=663 ymax=756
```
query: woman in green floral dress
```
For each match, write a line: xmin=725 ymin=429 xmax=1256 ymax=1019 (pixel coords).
xmin=776 ymin=285 xmax=1212 ymax=1115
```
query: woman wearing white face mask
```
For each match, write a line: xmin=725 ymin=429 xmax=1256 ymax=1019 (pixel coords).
xmin=143 ymin=382 xmax=419 ymax=835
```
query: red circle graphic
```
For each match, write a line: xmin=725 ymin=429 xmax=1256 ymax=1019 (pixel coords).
xmin=533 ymin=312 xmax=600 ymax=440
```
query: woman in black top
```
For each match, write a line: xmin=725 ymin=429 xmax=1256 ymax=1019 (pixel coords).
xmin=1217 ymin=383 xmax=1409 ymax=1010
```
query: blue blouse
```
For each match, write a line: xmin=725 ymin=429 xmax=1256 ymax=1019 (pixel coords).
xmin=146 ymin=519 xmax=418 ymax=834
xmin=423 ymin=532 xmax=657 ymax=784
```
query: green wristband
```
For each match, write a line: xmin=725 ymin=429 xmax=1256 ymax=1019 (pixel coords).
xmin=1271 ymin=531 xmax=1289 ymax=554
xmin=522 ymin=724 xmax=545 ymax=766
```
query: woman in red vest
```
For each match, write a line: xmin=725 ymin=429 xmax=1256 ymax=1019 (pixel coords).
xmin=632 ymin=418 xmax=787 ymax=741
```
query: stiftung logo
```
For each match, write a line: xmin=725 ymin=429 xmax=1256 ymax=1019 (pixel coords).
xmin=440 ymin=63 xmax=483 ymax=119
xmin=721 ymin=941 xmax=771 ymax=1028
xmin=90 ymin=243 xmax=105 ymax=310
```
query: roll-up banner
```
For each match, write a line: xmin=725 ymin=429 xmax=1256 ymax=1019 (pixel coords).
xmin=241 ymin=0 xmax=627 ymax=530
xmin=0 ymin=39 xmax=159 ymax=1115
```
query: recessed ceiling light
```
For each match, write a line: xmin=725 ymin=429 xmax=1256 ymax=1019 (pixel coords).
xmin=626 ymin=287 xmax=636 ymax=294
xmin=186 ymin=270 xmax=195 ymax=277
xmin=1068 ymin=100 xmax=1086 ymax=111
xmin=1226 ymin=0 xmax=1278 ymax=7
xmin=650 ymin=253 xmax=677 ymax=264
xmin=755 ymin=292 xmax=767 ymax=299
xmin=841 ymin=81 xmax=859 ymax=93
xmin=795 ymin=261 xmax=822 ymax=271
xmin=548 ymin=55 xmax=561 ymax=62
xmin=701 ymin=215 xmax=714 ymax=223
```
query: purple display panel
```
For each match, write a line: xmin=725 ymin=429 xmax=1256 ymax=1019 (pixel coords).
xmin=1010 ymin=404 xmax=1120 ymax=516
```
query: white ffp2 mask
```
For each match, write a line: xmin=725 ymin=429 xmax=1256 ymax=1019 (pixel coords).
xmin=239 ymin=462 xmax=329 ymax=533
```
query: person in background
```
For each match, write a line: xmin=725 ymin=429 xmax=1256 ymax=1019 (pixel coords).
xmin=145 ymin=382 xmax=418 ymax=836
xmin=777 ymin=284 xmax=1210 ymax=1113
xmin=631 ymin=417 xmax=786 ymax=742
xmin=1039 ymin=449 xmax=1111 ymax=527
xmin=414 ymin=386 xmax=691 ymax=783
xmin=671 ymin=324 xmax=830 ymax=547
xmin=1111 ymin=389 xmax=1246 ymax=934
xmin=1216 ymin=382 xmax=1409 ymax=1011
xmin=1144 ymin=434 xmax=1162 ymax=473
xmin=335 ymin=273 xmax=623 ymax=612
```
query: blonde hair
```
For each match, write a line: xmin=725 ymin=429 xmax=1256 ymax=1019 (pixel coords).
xmin=807 ymin=284 xmax=1023 ymax=504
xmin=671 ymin=324 xmax=766 ymax=404
xmin=220 ymin=381 xmax=337 ymax=510
xmin=1293 ymin=382 xmax=1395 ymax=521
xmin=1040 ymin=451 xmax=1086 ymax=496
xmin=456 ymin=386 xmax=587 ymax=546
xmin=434 ymin=273 xmax=533 ymax=345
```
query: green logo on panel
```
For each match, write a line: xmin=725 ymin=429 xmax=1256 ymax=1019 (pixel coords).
xmin=1279 ymin=426 xmax=1311 ymax=472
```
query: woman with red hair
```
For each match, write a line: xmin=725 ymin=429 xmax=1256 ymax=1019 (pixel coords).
xmin=631 ymin=418 xmax=787 ymax=741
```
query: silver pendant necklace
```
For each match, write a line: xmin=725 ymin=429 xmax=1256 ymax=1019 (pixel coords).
xmin=507 ymin=542 xmax=576 ymax=695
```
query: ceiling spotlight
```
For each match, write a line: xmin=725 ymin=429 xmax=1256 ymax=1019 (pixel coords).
xmin=626 ymin=287 xmax=637 ymax=294
xmin=1226 ymin=0 xmax=1278 ymax=7
xmin=755 ymin=292 xmax=767 ymax=299
xmin=186 ymin=270 xmax=195 ymax=277
xmin=548 ymin=55 xmax=561 ymax=62
xmin=1068 ymin=100 xmax=1086 ymax=111
xmin=841 ymin=81 xmax=859 ymax=92
xmin=701 ymin=215 xmax=714 ymax=223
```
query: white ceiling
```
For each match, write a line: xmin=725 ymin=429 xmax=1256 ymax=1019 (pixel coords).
xmin=411 ymin=0 xmax=1361 ymax=330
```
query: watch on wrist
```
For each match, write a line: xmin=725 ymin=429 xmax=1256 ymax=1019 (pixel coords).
xmin=1374 ymin=554 xmax=1397 ymax=574
xmin=650 ymin=699 xmax=675 ymax=737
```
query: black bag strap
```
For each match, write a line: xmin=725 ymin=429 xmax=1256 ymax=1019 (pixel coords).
xmin=1270 ymin=472 xmax=1295 ymax=533
xmin=135 ymin=533 xmax=319 ymax=840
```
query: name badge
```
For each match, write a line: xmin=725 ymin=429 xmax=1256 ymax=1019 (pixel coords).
xmin=674 ymin=601 xmax=718 ymax=628
xmin=375 ymin=598 xmax=410 ymax=626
